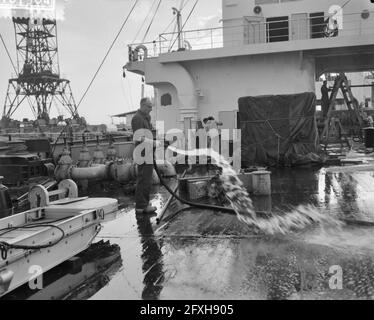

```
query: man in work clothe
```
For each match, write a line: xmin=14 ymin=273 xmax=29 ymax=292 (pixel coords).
xmin=131 ymin=97 xmax=158 ymax=215
xmin=321 ymin=80 xmax=331 ymax=119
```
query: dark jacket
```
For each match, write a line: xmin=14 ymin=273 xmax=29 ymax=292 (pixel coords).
xmin=321 ymin=85 xmax=330 ymax=102
xmin=131 ymin=110 xmax=153 ymax=146
xmin=131 ymin=109 xmax=153 ymax=132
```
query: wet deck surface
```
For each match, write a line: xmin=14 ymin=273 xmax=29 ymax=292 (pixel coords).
xmin=4 ymin=167 xmax=374 ymax=300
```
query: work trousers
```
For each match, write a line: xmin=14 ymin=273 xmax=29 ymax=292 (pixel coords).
xmin=135 ymin=164 xmax=154 ymax=210
xmin=322 ymin=100 xmax=329 ymax=119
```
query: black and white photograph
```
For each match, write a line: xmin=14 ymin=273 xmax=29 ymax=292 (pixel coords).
xmin=1 ymin=0 xmax=374 ymax=308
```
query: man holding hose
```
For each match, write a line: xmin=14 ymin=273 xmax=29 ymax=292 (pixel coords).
xmin=131 ymin=97 xmax=159 ymax=215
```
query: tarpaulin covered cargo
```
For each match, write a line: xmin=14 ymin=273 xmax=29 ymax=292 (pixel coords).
xmin=238 ymin=92 xmax=321 ymax=167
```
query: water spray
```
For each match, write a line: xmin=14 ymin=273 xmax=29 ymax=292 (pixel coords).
xmin=154 ymin=146 xmax=344 ymax=235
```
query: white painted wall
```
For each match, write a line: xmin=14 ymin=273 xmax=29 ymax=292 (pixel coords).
xmin=138 ymin=51 xmax=315 ymax=129
xmin=222 ymin=0 xmax=374 ymax=46
xmin=222 ymin=0 xmax=374 ymax=20
xmin=152 ymin=83 xmax=180 ymax=132
xmin=184 ymin=52 xmax=315 ymax=121
xmin=142 ymin=58 xmax=198 ymax=128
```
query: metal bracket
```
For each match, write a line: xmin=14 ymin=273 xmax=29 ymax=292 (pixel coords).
xmin=98 ymin=209 xmax=105 ymax=220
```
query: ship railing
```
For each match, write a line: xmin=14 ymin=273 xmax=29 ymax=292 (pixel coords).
xmin=0 ymin=132 xmax=106 ymax=144
xmin=127 ymin=11 xmax=374 ymax=61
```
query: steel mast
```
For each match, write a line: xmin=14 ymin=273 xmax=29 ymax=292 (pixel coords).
xmin=2 ymin=17 xmax=79 ymax=126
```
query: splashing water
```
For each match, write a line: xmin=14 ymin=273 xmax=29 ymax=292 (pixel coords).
xmin=168 ymin=146 xmax=343 ymax=235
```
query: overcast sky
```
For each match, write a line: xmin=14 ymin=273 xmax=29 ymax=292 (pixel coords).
xmin=0 ymin=0 xmax=222 ymax=124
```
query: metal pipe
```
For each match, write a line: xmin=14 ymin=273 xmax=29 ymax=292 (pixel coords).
xmin=109 ymin=163 xmax=134 ymax=183
xmin=70 ymin=165 xmax=109 ymax=181
xmin=55 ymin=156 xmax=174 ymax=184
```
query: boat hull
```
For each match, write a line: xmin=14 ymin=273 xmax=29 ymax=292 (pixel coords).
xmin=0 ymin=196 xmax=118 ymax=297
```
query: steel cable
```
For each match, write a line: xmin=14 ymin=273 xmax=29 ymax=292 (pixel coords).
xmin=77 ymin=0 xmax=140 ymax=109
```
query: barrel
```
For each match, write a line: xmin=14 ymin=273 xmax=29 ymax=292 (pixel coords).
xmin=252 ymin=171 xmax=271 ymax=195
xmin=363 ymin=128 xmax=374 ymax=148
xmin=178 ymin=177 xmax=210 ymax=200
xmin=237 ymin=172 xmax=253 ymax=193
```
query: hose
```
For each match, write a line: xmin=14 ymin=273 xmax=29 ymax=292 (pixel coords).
xmin=153 ymin=149 xmax=237 ymax=216
xmin=0 ymin=218 xmax=70 ymax=260
xmin=161 ymin=206 xmax=199 ymax=225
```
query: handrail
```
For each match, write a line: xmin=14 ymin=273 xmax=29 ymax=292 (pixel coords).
xmin=126 ymin=11 xmax=374 ymax=61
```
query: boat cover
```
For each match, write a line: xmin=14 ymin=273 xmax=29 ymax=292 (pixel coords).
xmin=238 ymin=92 xmax=321 ymax=166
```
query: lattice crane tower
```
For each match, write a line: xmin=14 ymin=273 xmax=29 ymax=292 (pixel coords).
xmin=2 ymin=17 xmax=79 ymax=125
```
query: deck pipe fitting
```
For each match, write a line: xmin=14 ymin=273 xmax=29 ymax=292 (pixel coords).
xmin=54 ymin=146 xmax=176 ymax=185
xmin=77 ymin=144 xmax=91 ymax=168
xmin=77 ymin=136 xmax=92 ymax=168
xmin=106 ymin=143 xmax=117 ymax=161
xmin=55 ymin=161 xmax=174 ymax=185
xmin=64 ymin=165 xmax=110 ymax=182
xmin=55 ymin=160 xmax=132 ymax=184
xmin=54 ymin=147 xmax=74 ymax=181
xmin=43 ymin=162 xmax=56 ymax=178
xmin=114 ymin=162 xmax=159 ymax=184
xmin=93 ymin=136 xmax=105 ymax=165
xmin=108 ymin=162 xmax=133 ymax=183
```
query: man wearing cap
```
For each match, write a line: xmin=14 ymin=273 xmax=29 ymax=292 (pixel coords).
xmin=131 ymin=97 xmax=158 ymax=214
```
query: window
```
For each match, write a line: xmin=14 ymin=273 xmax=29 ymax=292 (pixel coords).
xmin=266 ymin=16 xmax=289 ymax=42
xmin=310 ymin=12 xmax=325 ymax=39
xmin=161 ymin=93 xmax=172 ymax=106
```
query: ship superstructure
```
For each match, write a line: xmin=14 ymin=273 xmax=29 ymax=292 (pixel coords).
xmin=125 ymin=0 xmax=374 ymax=133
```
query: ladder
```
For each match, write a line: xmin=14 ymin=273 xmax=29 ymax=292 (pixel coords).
xmin=321 ymin=73 xmax=363 ymax=149
xmin=340 ymin=75 xmax=364 ymax=133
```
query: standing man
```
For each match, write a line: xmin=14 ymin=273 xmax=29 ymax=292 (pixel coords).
xmin=132 ymin=97 xmax=157 ymax=215
xmin=321 ymin=80 xmax=331 ymax=120
xmin=332 ymin=19 xmax=339 ymax=37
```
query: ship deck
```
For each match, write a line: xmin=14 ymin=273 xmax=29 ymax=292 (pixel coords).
xmin=4 ymin=161 xmax=374 ymax=300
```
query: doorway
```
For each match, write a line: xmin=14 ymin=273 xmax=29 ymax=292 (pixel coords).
xmin=291 ymin=13 xmax=309 ymax=40
xmin=244 ymin=16 xmax=266 ymax=44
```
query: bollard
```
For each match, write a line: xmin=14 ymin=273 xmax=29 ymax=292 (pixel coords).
xmin=252 ymin=171 xmax=271 ymax=195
